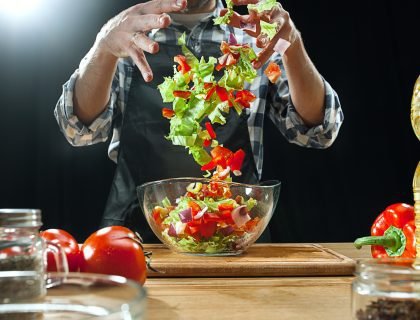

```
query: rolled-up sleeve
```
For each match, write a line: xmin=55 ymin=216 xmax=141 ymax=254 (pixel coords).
xmin=268 ymin=65 xmax=344 ymax=149
xmin=54 ymin=69 xmax=117 ymax=146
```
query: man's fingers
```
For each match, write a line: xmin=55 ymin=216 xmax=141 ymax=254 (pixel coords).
xmin=231 ymin=0 xmax=258 ymax=5
xmin=127 ymin=45 xmax=153 ymax=82
xmin=131 ymin=32 xmax=159 ymax=54
xmin=134 ymin=0 xmax=186 ymax=15
xmin=128 ymin=13 xmax=171 ymax=32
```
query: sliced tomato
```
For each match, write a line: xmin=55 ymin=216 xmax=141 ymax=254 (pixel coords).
xmin=205 ymin=122 xmax=217 ymax=139
xmin=173 ymin=90 xmax=191 ymax=99
xmin=174 ymin=55 xmax=191 ymax=74
xmin=264 ymin=61 xmax=282 ymax=83
xmin=162 ymin=108 xmax=175 ymax=119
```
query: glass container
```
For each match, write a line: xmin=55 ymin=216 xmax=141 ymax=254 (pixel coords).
xmin=137 ymin=177 xmax=281 ymax=256
xmin=352 ymin=258 xmax=420 ymax=319
xmin=0 ymin=209 xmax=67 ymax=306
xmin=0 ymin=272 xmax=147 ymax=319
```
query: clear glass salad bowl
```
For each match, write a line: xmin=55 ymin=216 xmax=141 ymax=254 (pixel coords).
xmin=137 ymin=178 xmax=281 ymax=256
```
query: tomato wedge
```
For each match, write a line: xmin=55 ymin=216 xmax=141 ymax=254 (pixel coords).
xmin=162 ymin=108 xmax=175 ymax=119
xmin=235 ymin=90 xmax=256 ymax=108
xmin=264 ymin=61 xmax=282 ymax=83
xmin=173 ymin=90 xmax=191 ymax=99
xmin=211 ymin=146 xmax=233 ymax=168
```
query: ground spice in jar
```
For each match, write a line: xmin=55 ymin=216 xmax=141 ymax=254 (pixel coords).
xmin=356 ymin=298 xmax=420 ymax=320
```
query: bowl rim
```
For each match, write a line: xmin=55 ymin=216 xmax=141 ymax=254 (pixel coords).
xmin=137 ymin=177 xmax=281 ymax=191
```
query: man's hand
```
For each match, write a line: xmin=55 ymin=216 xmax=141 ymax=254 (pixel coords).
xmin=96 ymin=0 xmax=187 ymax=82
xmin=220 ymin=0 xmax=300 ymax=69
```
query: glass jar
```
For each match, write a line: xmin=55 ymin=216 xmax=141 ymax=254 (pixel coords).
xmin=0 ymin=209 xmax=67 ymax=305
xmin=352 ymin=258 xmax=420 ymax=320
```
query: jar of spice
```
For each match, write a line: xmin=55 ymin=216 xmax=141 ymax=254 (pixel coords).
xmin=352 ymin=258 xmax=420 ymax=320
xmin=0 ymin=209 xmax=67 ymax=320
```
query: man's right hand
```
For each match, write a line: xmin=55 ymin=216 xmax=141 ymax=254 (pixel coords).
xmin=96 ymin=0 xmax=187 ymax=82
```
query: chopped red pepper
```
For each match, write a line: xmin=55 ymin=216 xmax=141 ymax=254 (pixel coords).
xmin=228 ymin=149 xmax=246 ymax=173
xmin=235 ymin=90 xmax=256 ymax=108
xmin=162 ymin=108 xmax=175 ymax=119
xmin=210 ymin=146 xmax=234 ymax=168
xmin=205 ymin=86 xmax=216 ymax=100
xmin=203 ymin=139 xmax=211 ymax=148
xmin=354 ymin=203 xmax=416 ymax=258
xmin=173 ymin=90 xmax=191 ymax=99
xmin=174 ymin=55 xmax=191 ymax=74
xmin=205 ymin=122 xmax=217 ymax=139
xmin=201 ymin=160 xmax=217 ymax=171
xmin=215 ymin=86 xmax=229 ymax=102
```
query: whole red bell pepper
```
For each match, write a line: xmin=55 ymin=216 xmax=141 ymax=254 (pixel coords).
xmin=354 ymin=203 xmax=416 ymax=258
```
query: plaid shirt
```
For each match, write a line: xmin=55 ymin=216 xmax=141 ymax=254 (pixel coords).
xmin=54 ymin=1 xmax=343 ymax=180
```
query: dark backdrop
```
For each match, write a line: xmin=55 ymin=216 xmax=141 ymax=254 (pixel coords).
xmin=0 ymin=0 xmax=418 ymax=243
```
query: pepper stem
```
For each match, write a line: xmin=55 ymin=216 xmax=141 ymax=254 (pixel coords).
xmin=353 ymin=226 xmax=407 ymax=256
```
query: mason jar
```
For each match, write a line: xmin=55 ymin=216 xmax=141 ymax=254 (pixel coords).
xmin=352 ymin=258 xmax=420 ymax=319
xmin=0 ymin=209 xmax=67 ymax=304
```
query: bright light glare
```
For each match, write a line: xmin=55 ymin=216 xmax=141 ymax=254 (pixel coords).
xmin=0 ymin=0 xmax=42 ymax=17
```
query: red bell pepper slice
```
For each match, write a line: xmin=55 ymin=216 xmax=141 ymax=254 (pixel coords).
xmin=201 ymin=160 xmax=217 ymax=171
xmin=234 ymin=90 xmax=256 ymax=108
xmin=205 ymin=122 xmax=217 ymax=139
xmin=228 ymin=149 xmax=246 ymax=172
xmin=205 ymin=86 xmax=216 ymax=101
xmin=173 ymin=91 xmax=191 ymax=99
xmin=203 ymin=139 xmax=211 ymax=148
xmin=215 ymin=86 xmax=229 ymax=102
xmin=174 ymin=55 xmax=191 ymax=74
xmin=210 ymin=146 xmax=234 ymax=168
xmin=188 ymin=201 xmax=202 ymax=216
xmin=162 ymin=108 xmax=175 ymax=119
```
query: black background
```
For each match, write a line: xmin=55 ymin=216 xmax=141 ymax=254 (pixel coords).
xmin=0 ymin=0 xmax=418 ymax=243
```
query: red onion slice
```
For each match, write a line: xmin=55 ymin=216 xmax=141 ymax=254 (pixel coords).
xmin=219 ymin=225 xmax=234 ymax=236
xmin=168 ymin=224 xmax=177 ymax=237
xmin=179 ymin=207 xmax=193 ymax=223
xmin=228 ymin=33 xmax=238 ymax=45
xmin=231 ymin=205 xmax=251 ymax=227
xmin=194 ymin=206 xmax=208 ymax=220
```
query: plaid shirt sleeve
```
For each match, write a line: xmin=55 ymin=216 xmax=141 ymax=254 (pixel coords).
xmin=267 ymin=59 xmax=344 ymax=149
xmin=54 ymin=66 xmax=120 ymax=147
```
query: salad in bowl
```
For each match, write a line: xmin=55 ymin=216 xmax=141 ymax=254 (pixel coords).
xmin=137 ymin=176 xmax=280 ymax=256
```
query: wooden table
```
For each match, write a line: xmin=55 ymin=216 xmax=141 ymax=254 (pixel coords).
xmin=144 ymin=243 xmax=370 ymax=320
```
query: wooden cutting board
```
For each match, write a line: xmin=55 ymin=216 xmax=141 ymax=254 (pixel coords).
xmin=144 ymin=243 xmax=356 ymax=277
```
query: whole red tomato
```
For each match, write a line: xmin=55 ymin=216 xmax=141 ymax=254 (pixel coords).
xmin=79 ymin=226 xmax=147 ymax=285
xmin=40 ymin=229 xmax=81 ymax=272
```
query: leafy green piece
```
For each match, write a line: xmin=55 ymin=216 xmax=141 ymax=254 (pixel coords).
xmin=247 ymin=0 xmax=277 ymax=13
xmin=260 ymin=20 xmax=278 ymax=40
xmin=189 ymin=146 xmax=212 ymax=165
xmin=213 ymin=0 xmax=233 ymax=25
xmin=158 ymin=77 xmax=176 ymax=103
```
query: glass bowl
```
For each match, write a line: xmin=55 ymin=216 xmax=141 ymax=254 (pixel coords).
xmin=137 ymin=177 xmax=281 ymax=256
xmin=0 ymin=271 xmax=146 ymax=319
xmin=352 ymin=258 xmax=420 ymax=319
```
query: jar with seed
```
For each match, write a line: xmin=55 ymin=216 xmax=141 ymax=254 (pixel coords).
xmin=352 ymin=258 xmax=420 ymax=320
xmin=0 ymin=209 xmax=68 ymax=320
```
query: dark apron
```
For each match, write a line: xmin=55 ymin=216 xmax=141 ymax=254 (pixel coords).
xmin=100 ymin=36 xmax=270 ymax=243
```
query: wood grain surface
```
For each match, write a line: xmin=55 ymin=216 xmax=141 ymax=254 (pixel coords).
xmin=144 ymin=243 xmax=356 ymax=277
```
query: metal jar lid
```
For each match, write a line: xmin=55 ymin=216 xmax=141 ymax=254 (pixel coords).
xmin=0 ymin=209 xmax=42 ymax=228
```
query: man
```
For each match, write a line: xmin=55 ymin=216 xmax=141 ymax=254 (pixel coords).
xmin=55 ymin=0 xmax=343 ymax=242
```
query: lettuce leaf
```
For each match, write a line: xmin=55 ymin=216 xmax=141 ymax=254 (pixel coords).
xmin=247 ymin=0 xmax=278 ymax=13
